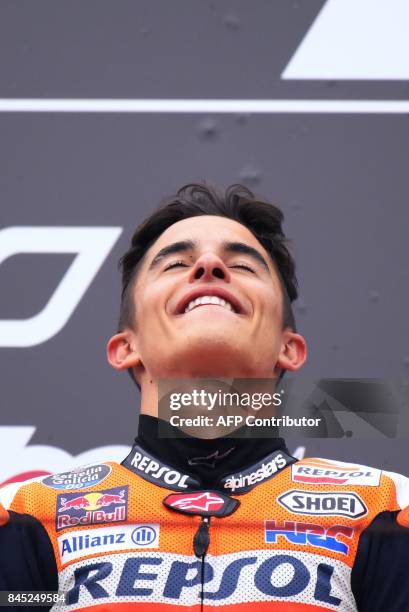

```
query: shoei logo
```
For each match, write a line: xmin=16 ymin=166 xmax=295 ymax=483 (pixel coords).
xmin=278 ymin=490 xmax=367 ymax=519
xmin=0 ymin=226 xmax=122 ymax=347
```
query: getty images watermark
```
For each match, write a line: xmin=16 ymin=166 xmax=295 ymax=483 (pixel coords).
xmin=157 ymin=378 xmax=409 ymax=439
xmin=158 ymin=378 xmax=322 ymax=439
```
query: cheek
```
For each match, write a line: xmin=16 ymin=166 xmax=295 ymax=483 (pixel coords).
xmin=135 ymin=281 xmax=172 ymax=329
xmin=255 ymin=295 xmax=283 ymax=340
xmin=260 ymin=286 xmax=282 ymax=319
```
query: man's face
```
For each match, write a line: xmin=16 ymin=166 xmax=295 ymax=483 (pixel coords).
xmin=128 ymin=215 xmax=289 ymax=379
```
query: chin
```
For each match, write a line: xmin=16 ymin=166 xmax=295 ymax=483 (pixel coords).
xmin=168 ymin=340 xmax=257 ymax=378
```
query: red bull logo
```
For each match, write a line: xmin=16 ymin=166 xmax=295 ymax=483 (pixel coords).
xmin=96 ymin=491 xmax=126 ymax=506
xmin=58 ymin=496 xmax=91 ymax=511
xmin=56 ymin=486 xmax=128 ymax=531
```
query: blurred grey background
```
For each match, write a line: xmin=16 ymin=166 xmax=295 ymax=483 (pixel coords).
xmin=0 ymin=0 xmax=408 ymax=479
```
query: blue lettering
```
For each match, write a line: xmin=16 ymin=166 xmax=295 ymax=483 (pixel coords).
xmin=314 ymin=563 xmax=341 ymax=606
xmin=255 ymin=555 xmax=310 ymax=597
xmin=309 ymin=534 xmax=348 ymax=555
xmin=266 ymin=526 xmax=348 ymax=555
xmin=205 ymin=557 xmax=257 ymax=600
xmin=265 ymin=530 xmax=306 ymax=545
xmin=67 ymin=562 xmax=112 ymax=604
xmin=90 ymin=536 xmax=101 ymax=547
xmin=61 ymin=539 xmax=72 ymax=555
xmin=116 ymin=558 xmax=162 ymax=596
xmin=164 ymin=561 xmax=211 ymax=598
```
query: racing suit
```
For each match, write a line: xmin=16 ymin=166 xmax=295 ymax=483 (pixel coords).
xmin=1 ymin=414 xmax=409 ymax=611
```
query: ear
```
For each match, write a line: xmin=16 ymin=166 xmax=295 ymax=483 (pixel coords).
xmin=106 ymin=331 xmax=142 ymax=372
xmin=275 ymin=330 xmax=307 ymax=374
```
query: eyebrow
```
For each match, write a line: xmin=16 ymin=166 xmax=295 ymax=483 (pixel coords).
xmin=222 ymin=241 xmax=270 ymax=271
xmin=148 ymin=240 xmax=196 ymax=270
xmin=148 ymin=239 xmax=270 ymax=272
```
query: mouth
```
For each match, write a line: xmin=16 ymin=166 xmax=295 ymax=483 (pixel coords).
xmin=176 ymin=288 xmax=245 ymax=316
xmin=184 ymin=295 xmax=235 ymax=314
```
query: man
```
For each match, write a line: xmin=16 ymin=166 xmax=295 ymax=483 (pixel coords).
xmin=1 ymin=182 xmax=409 ymax=610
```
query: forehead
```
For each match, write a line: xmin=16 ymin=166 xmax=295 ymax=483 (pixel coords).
xmin=146 ymin=215 xmax=271 ymax=261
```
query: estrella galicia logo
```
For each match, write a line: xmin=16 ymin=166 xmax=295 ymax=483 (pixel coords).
xmin=42 ymin=463 xmax=111 ymax=490
xmin=56 ymin=485 xmax=128 ymax=531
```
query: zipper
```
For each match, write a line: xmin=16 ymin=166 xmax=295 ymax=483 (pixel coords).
xmin=193 ymin=516 xmax=211 ymax=611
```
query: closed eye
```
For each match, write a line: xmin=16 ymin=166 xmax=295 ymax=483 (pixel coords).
xmin=230 ymin=263 xmax=256 ymax=273
xmin=164 ymin=260 xmax=189 ymax=271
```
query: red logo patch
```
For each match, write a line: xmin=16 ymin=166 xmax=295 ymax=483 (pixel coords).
xmin=168 ymin=492 xmax=224 ymax=512
xmin=163 ymin=490 xmax=240 ymax=517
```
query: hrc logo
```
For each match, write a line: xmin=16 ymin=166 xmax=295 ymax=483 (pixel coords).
xmin=265 ymin=520 xmax=354 ymax=555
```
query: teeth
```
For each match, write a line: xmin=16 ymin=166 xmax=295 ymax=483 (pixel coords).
xmin=184 ymin=295 xmax=234 ymax=313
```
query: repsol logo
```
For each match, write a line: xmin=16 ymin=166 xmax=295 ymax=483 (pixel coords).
xmin=130 ymin=451 xmax=190 ymax=488
xmin=122 ymin=444 xmax=200 ymax=490
xmin=292 ymin=463 xmax=381 ymax=486
xmin=65 ymin=552 xmax=344 ymax=607
xmin=278 ymin=490 xmax=367 ymax=519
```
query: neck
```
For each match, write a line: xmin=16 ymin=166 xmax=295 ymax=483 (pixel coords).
xmin=135 ymin=414 xmax=289 ymax=488
xmin=138 ymin=376 xmax=280 ymax=419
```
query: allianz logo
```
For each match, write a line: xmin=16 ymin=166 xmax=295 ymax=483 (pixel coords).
xmin=132 ymin=525 xmax=157 ymax=545
xmin=58 ymin=524 xmax=159 ymax=564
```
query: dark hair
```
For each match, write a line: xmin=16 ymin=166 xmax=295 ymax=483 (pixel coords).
xmin=118 ymin=182 xmax=298 ymax=384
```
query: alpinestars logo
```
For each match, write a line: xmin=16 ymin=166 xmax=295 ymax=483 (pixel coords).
xmin=222 ymin=451 xmax=294 ymax=493
xmin=163 ymin=490 xmax=240 ymax=517
xmin=167 ymin=492 xmax=224 ymax=512
xmin=188 ymin=448 xmax=235 ymax=468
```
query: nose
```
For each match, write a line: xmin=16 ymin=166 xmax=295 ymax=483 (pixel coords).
xmin=188 ymin=251 xmax=231 ymax=283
